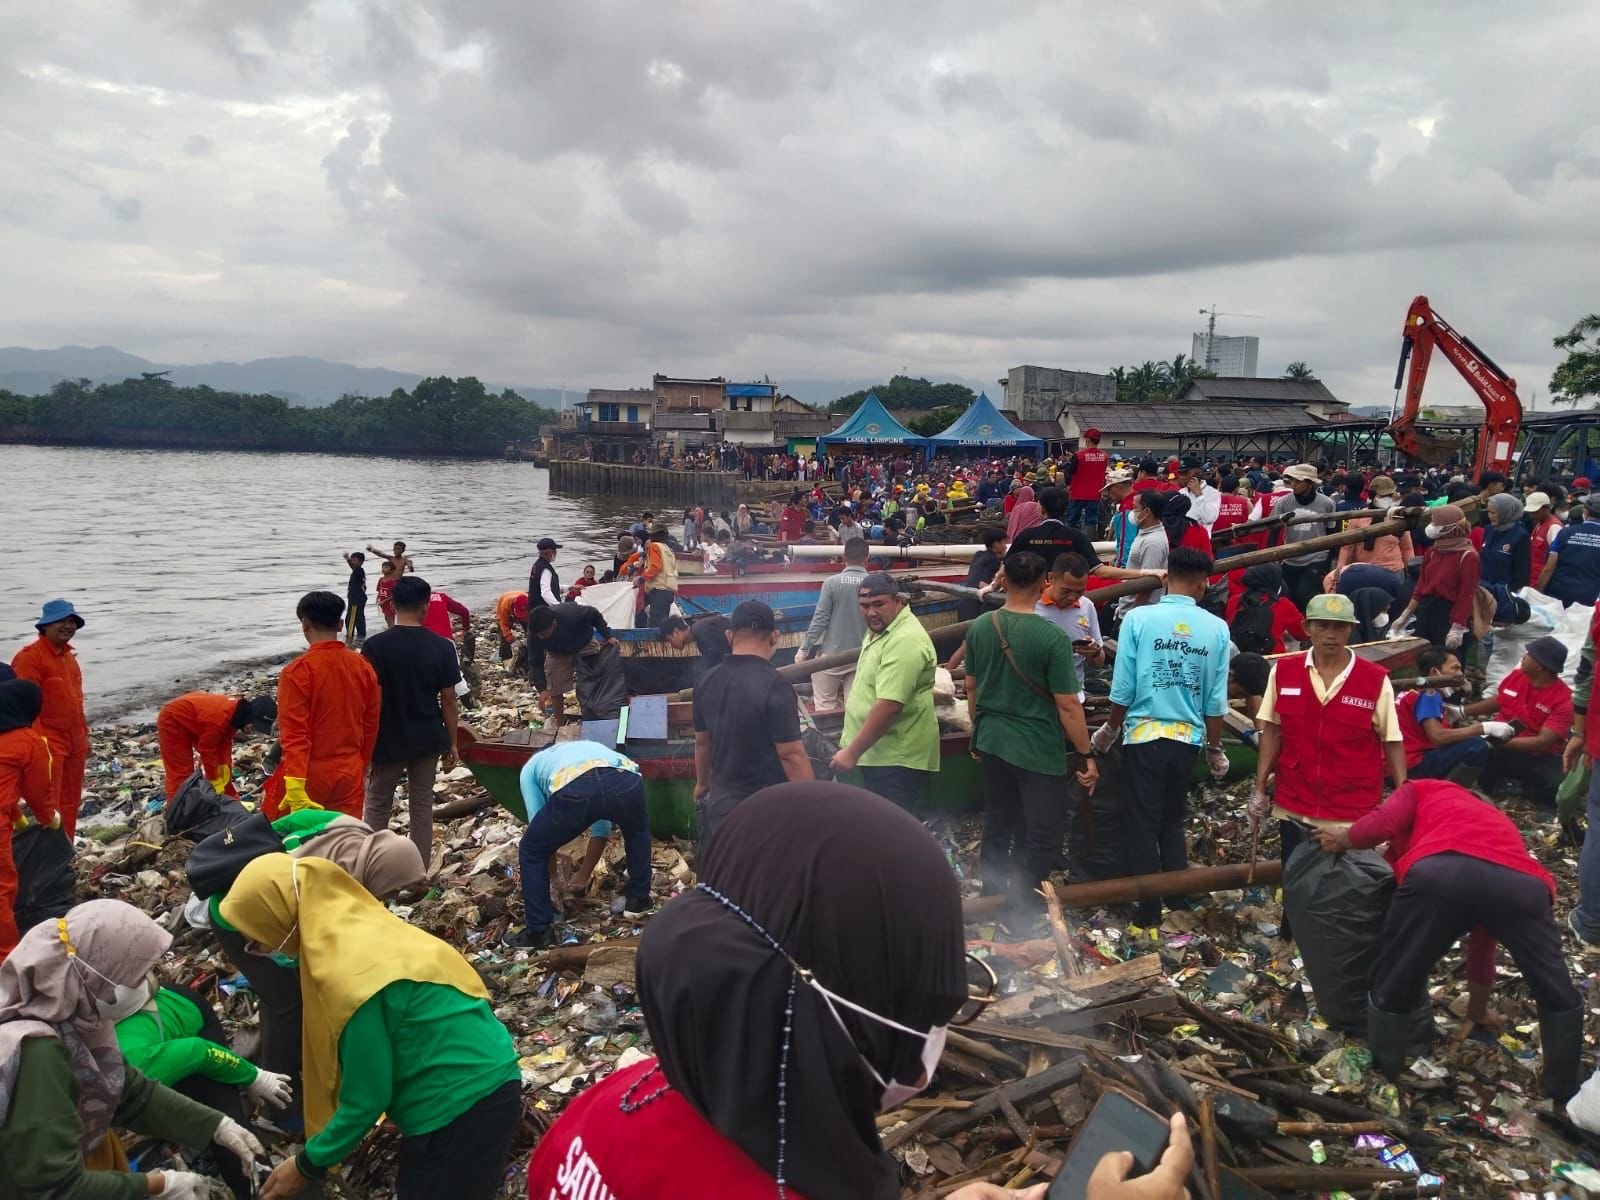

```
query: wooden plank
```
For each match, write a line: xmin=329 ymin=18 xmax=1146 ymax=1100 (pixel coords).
xmin=966 ymin=1019 xmax=1117 ymax=1053
xmin=1065 ymin=953 xmax=1161 ymax=998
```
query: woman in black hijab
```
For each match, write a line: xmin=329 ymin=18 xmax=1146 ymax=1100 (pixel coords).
xmin=526 ymin=781 xmax=973 ymax=1199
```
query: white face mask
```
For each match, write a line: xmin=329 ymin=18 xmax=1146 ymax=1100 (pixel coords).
xmin=1375 ymin=496 xmax=1397 ymax=509
xmin=1424 ymin=524 xmax=1444 ymax=540
xmin=801 ymin=972 xmax=949 ymax=1112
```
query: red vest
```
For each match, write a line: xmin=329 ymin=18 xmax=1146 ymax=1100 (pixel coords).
xmin=1272 ymin=654 xmax=1387 ymax=821
xmin=1387 ymin=780 xmax=1555 ymax=895
xmin=1212 ymin=494 xmax=1251 ymax=534
xmin=1395 ymin=689 xmax=1434 ymax=769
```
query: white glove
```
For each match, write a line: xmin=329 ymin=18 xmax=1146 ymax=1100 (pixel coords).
xmin=1445 ymin=624 xmax=1467 ymax=650
xmin=156 ymin=1171 xmax=208 ymax=1200
xmin=1206 ymin=745 xmax=1230 ymax=781
xmin=182 ymin=892 xmax=212 ymax=930
xmin=1249 ymin=788 xmax=1273 ymax=823
xmin=1481 ymin=721 xmax=1516 ymax=741
xmin=212 ymin=1116 xmax=264 ymax=1170
xmin=1443 ymin=703 xmax=1466 ymax=722
xmin=247 ymin=1068 xmax=293 ymax=1110
xmin=1090 ymin=722 xmax=1118 ymax=754
xmin=1386 ymin=624 xmax=1410 ymax=641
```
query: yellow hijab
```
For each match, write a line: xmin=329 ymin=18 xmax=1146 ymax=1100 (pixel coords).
xmin=219 ymin=854 xmax=488 ymax=1134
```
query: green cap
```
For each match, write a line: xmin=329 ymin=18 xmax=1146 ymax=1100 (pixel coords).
xmin=1305 ymin=593 xmax=1359 ymax=624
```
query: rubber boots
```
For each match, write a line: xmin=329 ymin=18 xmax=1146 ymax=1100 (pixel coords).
xmin=1367 ymin=1000 xmax=1417 ymax=1080
xmin=1540 ymin=1005 xmax=1585 ymax=1104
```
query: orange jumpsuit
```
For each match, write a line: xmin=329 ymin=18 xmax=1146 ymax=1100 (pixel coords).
xmin=274 ymin=640 xmax=380 ymax=819
xmin=156 ymin=692 xmax=242 ymax=802
xmin=0 ymin=723 xmax=56 ymax=959
xmin=10 ymin=637 xmax=88 ymax=838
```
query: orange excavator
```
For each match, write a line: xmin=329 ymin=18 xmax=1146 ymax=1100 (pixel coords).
xmin=1387 ymin=294 xmax=1523 ymax=480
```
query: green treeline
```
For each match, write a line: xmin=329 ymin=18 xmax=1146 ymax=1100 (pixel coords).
xmin=0 ymin=375 xmax=557 ymax=457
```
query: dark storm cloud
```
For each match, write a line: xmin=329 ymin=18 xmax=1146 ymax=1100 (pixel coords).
xmin=0 ymin=0 xmax=1596 ymax=408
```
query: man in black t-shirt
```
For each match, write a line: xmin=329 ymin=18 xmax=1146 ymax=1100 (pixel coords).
xmin=1009 ymin=487 xmax=1101 ymax=567
xmin=529 ymin=603 xmax=620 ymax=727
xmin=660 ymin=614 xmax=732 ymax=673
xmin=691 ymin=601 xmax=813 ymax=850
xmin=361 ymin=575 xmax=462 ymax=867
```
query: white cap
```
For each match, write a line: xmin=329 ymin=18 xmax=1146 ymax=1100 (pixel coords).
xmin=1524 ymin=491 xmax=1553 ymax=513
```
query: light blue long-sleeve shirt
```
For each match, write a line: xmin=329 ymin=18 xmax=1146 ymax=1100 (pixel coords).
xmin=1108 ymin=595 xmax=1230 ymax=746
xmin=519 ymin=740 xmax=639 ymax=836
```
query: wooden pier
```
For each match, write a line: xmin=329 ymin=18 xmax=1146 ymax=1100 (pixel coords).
xmin=548 ymin=459 xmax=740 ymax=505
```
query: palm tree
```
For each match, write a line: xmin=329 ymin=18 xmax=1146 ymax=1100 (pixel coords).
xmin=1127 ymin=361 xmax=1164 ymax=403
xmin=1283 ymin=361 xmax=1316 ymax=380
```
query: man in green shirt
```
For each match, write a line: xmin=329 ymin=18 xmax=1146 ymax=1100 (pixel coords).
xmin=831 ymin=571 xmax=939 ymax=810
xmin=963 ymin=550 xmax=1099 ymax=911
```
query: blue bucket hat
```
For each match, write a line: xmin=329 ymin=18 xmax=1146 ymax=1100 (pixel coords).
xmin=35 ymin=599 xmax=85 ymax=630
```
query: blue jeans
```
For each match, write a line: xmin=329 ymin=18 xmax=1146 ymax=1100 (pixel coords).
xmin=518 ymin=767 xmax=652 ymax=934
xmin=1066 ymin=498 xmax=1100 ymax=533
xmin=1408 ymin=738 xmax=1489 ymax=780
xmin=1576 ymin=764 xmax=1600 ymax=941
xmin=1336 ymin=564 xmax=1404 ymax=602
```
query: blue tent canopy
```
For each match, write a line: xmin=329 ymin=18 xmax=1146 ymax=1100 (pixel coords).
xmin=925 ymin=392 xmax=1045 ymax=453
xmin=817 ymin=392 xmax=928 ymax=451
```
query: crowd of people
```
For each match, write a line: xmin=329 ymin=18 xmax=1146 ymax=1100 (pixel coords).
xmin=13 ymin=435 xmax=1600 ymax=1195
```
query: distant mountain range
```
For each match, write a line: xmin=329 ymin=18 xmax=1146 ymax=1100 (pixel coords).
xmin=0 ymin=345 xmax=997 ymax=413
xmin=0 ymin=345 xmax=577 ymax=410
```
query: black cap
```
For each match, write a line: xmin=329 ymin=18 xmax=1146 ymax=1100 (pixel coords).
xmin=857 ymin=571 xmax=900 ymax=598
xmin=728 ymin=600 xmax=777 ymax=632
xmin=537 ymin=537 xmax=562 ymax=551
xmin=1526 ymin=635 xmax=1568 ymax=675
xmin=1182 ymin=456 xmax=1203 ymax=470
xmin=244 ymin=696 xmax=277 ymax=734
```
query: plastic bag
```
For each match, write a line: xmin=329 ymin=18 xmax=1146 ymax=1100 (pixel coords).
xmin=163 ymin=771 xmax=249 ymax=842
xmin=575 ymin=643 xmax=627 ymax=720
xmin=1281 ymin=841 xmax=1397 ymax=1032
xmin=1559 ymin=759 xmax=1591 ymax=825
xmin=1485 ymin=588 xmax=1577 ymax=692
xmin=12 ymin=826 xmax=76 ymax=934
xmin=1066 ymin=745 xmax=1130 ymax=883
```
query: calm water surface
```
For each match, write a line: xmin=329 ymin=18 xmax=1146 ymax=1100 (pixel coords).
xmin=0 ymin=445 xmax=655 ymax=720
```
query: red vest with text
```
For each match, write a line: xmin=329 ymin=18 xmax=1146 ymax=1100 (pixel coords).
xmin=1272 ymin=654 xmax=1387 ymax=821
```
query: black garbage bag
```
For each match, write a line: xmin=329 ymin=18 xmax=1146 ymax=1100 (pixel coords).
xmin=164 ymin=770 xmax=250 ymax=842
xmin=1066 ymin=745 xmax=1131 ymax=883
xmin=13 ymin=826 xmax=76 ymax=934
xmin=1281 ymin=841 xmax=1395 ymax=1032
xmin=576 ymin=643 xmax=628 ymax=721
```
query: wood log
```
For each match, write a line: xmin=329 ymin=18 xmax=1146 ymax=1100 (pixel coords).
xmin=1200 ymin=1095 xmax=1221 ymax=1200
xmin=962 ymin=894 xmax=1009 ymax=921
xmin=925 ymin=1055 xmax=1085 ymax=1137
xmin=535 ymin=939 xmax=638 ymax=970
xmin=433 ymin=792 xmax=497 ymax=819
xmin=1275 ymin=1120 xmax=1384 ymax=1136
xmin=1234 ymin=1077 xmax=1441 ymax=1149
xmin=1053 ymin=862 xmax=1283 ymax=909
xmin=1041 ymin=884 xmax=1080 ymax=978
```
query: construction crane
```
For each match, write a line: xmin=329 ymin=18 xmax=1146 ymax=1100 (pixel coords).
xmin=1386 ymin=295 xmax=1523 ymax=480
xmin=1196 ymin=306 xmax=1264 ymax=372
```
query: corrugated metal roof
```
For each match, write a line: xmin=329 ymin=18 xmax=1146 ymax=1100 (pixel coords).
xmin=1063 ymin=403 xmax=1324 ymax=435
xmin=1174 ymin=377 xmax=1344 ymax=406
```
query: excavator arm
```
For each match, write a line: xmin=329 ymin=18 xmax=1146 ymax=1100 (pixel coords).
xmin=1387 ymin=294 xmax=1523 ymax=480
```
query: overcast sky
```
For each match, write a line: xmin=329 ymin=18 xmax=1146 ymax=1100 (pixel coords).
xmin=3 ymin=1 xmax=1597 ymax=409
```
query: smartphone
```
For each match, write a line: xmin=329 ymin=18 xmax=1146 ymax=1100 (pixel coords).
xmin=1071 ymin=639 xmax=1096 ymax=650
xmin=1049 ymin=1090 xmax=1171 ymax=1199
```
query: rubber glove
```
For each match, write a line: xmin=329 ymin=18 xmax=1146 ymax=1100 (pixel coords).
xmin=1205 ymin=744 xmax=1231 ymax=781
xmin=208 ymin=764 xmax=231 ymax=795
xmin=281 ymin=777 xmax=320 ymax=813
xmin=1248 ymin=787 xmax=1273 ymax=823
xmin=247 ymin=1069 xmax=294 ymax=1110
xmin=1481 ymin=721 xmax=1516 ymax=741
xmin=156 ymin=1171 xmax=209 ymax=1200
xmin=1385 ymin=624 xmax=1410 ymax=640
xmin=1445 ymin=624 xmax=1467 ymax=650
xmin=182 ymin=892 xmax=213 ymax=930
xmin=1090 ymin=722 xmax=1118 ymax=754
xmin=48 ymin=810 xmax=61 ymax=830
xmin=213 ymin=1116 xmax=265 ymax=1169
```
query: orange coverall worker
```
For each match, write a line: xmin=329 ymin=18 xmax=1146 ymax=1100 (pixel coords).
xmin=156 ymin=692 xmax=245 ymax=802
xmin=274 ymin=641 xmax=380 ymax=819
xmin=496 ymin=591 xmax=529 ymax=643
xmin=10 ymin=636 xmax=88 ymax=838
xmin=0 ymin=679 xmax=57 ymax=959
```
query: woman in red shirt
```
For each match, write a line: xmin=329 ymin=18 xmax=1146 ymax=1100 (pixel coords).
xmin=1313 ymin=780 xmax=1581 ymax=1102
xmin=1225 ymin=564 xmax=1307 ymax=654
xmin=527 ymin=783 xmax=1190 ymax=1199
xmin=1388 ymin=504 xmax=1480 ymax=652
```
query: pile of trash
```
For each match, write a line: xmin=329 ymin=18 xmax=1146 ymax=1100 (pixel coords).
xmin=58 ymin=615 xmax=1600 ymax=1196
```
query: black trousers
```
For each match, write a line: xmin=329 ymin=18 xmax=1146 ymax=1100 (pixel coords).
xmin=978 ymin=753 xmax=1066 ymax=909
xmin=640 ymin=588 xmax=675 ymax=627
xmin=1119 ymin=739 xmax=1198 ymax=924
xmin=166 ymin=984 xmax=253 ymax=1200
xmin=1482 ymin=748 xmax=1565 ymax=805
xmin=214 ymin=925 xmax=303 ymax=1124
xmin=1282 ymin=558 xmax=1329 ymax=612
xmin=1370 ymin=853 xmax=1579 ymax=1015
xmin=344 ymin=597 xmax=366 ymax=643
xmin=859 ymin=765 xmax=929 ymax=812
xmin=396 ymin=1080 xmax=522 ymax=1200
xmin=1278 ymin=819 xmax=1308 ymax=943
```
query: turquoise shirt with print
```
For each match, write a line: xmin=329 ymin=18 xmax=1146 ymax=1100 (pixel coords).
xmin=1108 ymin=595 xmax=1230 ymax=746
xmin=519 ymin=739 xmax=639 ymax=836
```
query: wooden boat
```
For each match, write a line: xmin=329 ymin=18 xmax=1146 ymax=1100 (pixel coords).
xmin=457 ymin=720 xmax=982 ymax=841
